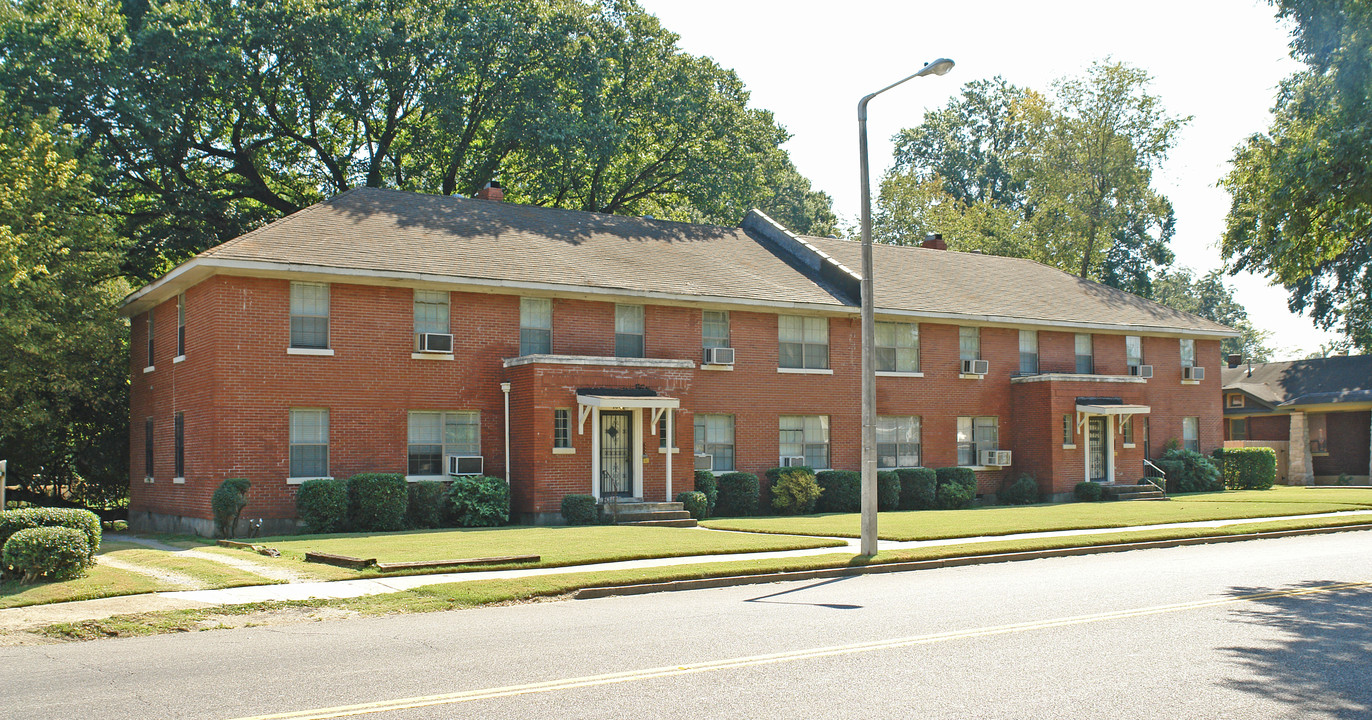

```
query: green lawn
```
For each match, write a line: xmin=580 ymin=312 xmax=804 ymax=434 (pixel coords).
xmin=700 ymin=487 xmax=1372 ymax=541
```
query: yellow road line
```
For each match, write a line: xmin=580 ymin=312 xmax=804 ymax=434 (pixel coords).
xmin=228 ymin=579 xmax=1371 ymax=720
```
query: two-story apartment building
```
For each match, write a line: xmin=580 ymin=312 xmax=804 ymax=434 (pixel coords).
xmin=122 ymin=187 xmax=1233 ymax=533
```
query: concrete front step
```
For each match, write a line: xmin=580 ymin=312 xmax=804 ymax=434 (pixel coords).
xmin=613 ymin=510 xmax=693 ymax=522
xmin=602 ymin=501 xmax=684 ymax=513
xmin=619 ymin=518 xmax=699 ymax=528
xmin=1103 ymin=484 xmax=1166 ymax=501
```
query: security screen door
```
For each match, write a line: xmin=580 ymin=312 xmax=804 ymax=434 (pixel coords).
xmin=1088 ymin=417 xmax=1109 ymax=482
xmin=600 ymin=411 xmax=634 ymax=498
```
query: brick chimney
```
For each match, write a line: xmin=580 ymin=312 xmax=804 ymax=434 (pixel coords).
xmin=474 ymin=180 xmax=504 ymax=202
xmin=921 ymin=232 xmax=946 ymax=250
xmin=1227 ymin=353 xmax=1242 ymax=368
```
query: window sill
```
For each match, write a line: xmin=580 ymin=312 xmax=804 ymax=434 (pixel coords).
xmin=958 ymin=373 xmax=985 ymax=380
xmin=288 ymin=348 xmax=334 ymax=356
xmin=286 ymin=475 xmax=333 ymax=485
xmin=404 ymin=475 xmax=447 ymax=483
xmin=958 ymin=466 xmax=994 ymax=471
xmin=552 ymin=447 xmax=576 ymax=455
xmin=1181 ymin=379 xmax=1200 ymax=385
xmin=173 ymin=477 xmax=186 ymax=484
xmin=1062 ymin=444 xmax=1077 ymax=450
xmin=699 ymin=364 xmax=734 ymax=371
xmin=411 ymin=352 xmax=455 ymax=361
xmin=1312 ymin=452 xmax=1330 ymax=457
xmin=1122 ymin=443 xmax=1136 ymax=449
xmin=876 ymin=371 xmax=924 ymax=378
xmin=173 ymin=355 xmax=186 ymax=364
xmin=143 ymin=366 xmax=155 ymax=374
xmin=657 ymin=448 xmax=680 ymax=454
xmin=777 ymin=367 xmax=833 ymax=375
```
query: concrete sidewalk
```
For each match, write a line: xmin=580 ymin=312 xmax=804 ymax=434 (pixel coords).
xmin=6 ymin=508 xmax=1372 ymax=631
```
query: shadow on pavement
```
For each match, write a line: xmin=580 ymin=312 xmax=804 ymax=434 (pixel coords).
xmin=1221 ymin=581 xmax=1372 ymax=718
xmin=744 ymin=577 xmax=863 ymax=610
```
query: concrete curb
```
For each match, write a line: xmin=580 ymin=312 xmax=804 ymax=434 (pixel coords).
xmin=572 ymin=521 xmax=1372 ymax=600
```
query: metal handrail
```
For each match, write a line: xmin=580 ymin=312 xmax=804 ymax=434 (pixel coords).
xmin=1142 ymin=459 xmax=1167 ymax=499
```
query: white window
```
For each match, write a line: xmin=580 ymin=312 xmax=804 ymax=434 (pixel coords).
xmin=876 ymin=322 xmax=919 ymax=373
xmin=695 ymin=414 xmax=735 ymax=471
xmin=957 ymin=416 xmax=998 ymax=466
xmin=414 ymin=289 xmax=450 ymax=337
xmin=659 ymin=410 xmax=675 ymax=449
xmin=290 ymin=282 xmax=330 ymax=349
xmin=1063 ymin=414 xmax=1074 ymax=446
xmin=1179 ymin=338 xmax=1196 ymax=368
xmin=289 ymin=409 xmax=329 ymax=478
xmin=876 ymin=416 xmax=921 ymax=468
xmin=779 ymin=316 xmax=828 ymax=369
xmin=1227 ymin=394 xmax=1245 ymax=408
xmin=408 ymin=411 xmax=479 ymax=476
xmin=1126 ymin=336 xmax=1143 ymax=367
xmin=1122 ymin=416 xmax=1135 ymax=445
xmin=520 ymin=297 xmax=552 ymax=355
xmin=703 ymin=310 xmax=730 ymax=350
xmin=1075 ymin=333 xmax=1094 ymax=374
xmin=779 ymin=415 xmax=829 ymax=469
xmin=959 ymin=326 xmax=980 ymax=362
xmin=176 ymin=294 xmax=186 ymax=357
xmin=553 ymin=409 xmax=571 ymax=449
xmin=615 ymin=304 xmax=645 ymax=358
xmin=1182 ymin=416 xmax=1199 ymax=452
xmin=1019 ymin=330 xmax=1039 ymax=374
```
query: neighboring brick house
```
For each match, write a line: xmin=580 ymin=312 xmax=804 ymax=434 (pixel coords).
xmin=1222 ymin=355 xmax=1372 ymax=485
xmin=122 ymin=187 xmax=1233 ymax=533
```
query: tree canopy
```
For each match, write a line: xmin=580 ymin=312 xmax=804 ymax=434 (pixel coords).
xmin=1221 ymin=0 xmax=1372 ymax=352
xmin=1149 ymin=268 xmax=1275 ymax=362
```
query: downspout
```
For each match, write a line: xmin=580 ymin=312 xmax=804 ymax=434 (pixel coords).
xmin=500 ymin=382 xmax=511 ymax=483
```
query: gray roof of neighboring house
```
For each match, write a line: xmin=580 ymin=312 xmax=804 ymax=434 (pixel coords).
xmin=1221 ymin=355 xmax=1372 ymax=407
xmin=124 ymin=187 xmax=1236 ymax=336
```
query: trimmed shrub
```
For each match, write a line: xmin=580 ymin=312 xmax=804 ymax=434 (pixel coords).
xmin=763 ymin=466 xmax=812 ymax=516
xmin=999 ymin=474 xmax=1040 ymax=506
xmin=933 ymin=467 xmax=977 ymax=510
xmin=446 ymin=475 xmax=509 ymax=527
xmin=1212 ymin=447 xmax=1277 ymax=490
xmin=406 ymin=481 xmax=447 ymax=529
xmin=815 ymin=470 xmax=861 ymax=513
xmin=0 ymin=507 xmax=102 ymax=558
xmin=3 ymin=526 xmax=91 ymax=582
xmin=347 ymin=473 xmax=408 ymax=531
xmin=1154 ymin=449 xmax=1222 ymax=494
xmin=714 ymin=472 xmax=760 ymax=517
xmin=295 ymin=478 xmax=350 ymax=534
xmin=561 ymin=494 xmax=599 ymax=525
xmin=896 ymin=468 xmax=937 ymax=510
xmin=1075 ymin=481 xmax=1103 ymax=502
xmin=693 ymin=471 xmax=717 ymax=516
xmin=677 ymin=491 xmax=708 ymax=520
xmin=771 ymin=469 xmax=823 ymax=515
xmin=877 ymin=471 xmax=901 ymax=511
xmin=211 ymin=477 xmax=251 ymax=538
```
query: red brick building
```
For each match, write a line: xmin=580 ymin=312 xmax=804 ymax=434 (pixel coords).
xmin=122 ymin=188 xmax=1233 ymax=533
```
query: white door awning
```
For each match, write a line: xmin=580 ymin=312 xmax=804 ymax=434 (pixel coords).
xmin=576 ymin=394 xmax=680 ymax=410
xmin=1076 ymin=403 xmax=1150 ymax=415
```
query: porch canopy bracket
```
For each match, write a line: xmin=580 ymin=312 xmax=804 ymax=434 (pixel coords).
xmin=1076 ymin=400 xmax=1151 ymax=433
xmin=576 ymin=387 xmax=680 ymax=418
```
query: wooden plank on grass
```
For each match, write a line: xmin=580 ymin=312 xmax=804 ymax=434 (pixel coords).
xmin=305 ymin=551 xmax=377 ymax=569
xmin=217 ymin=540 xmax=257 ymax=550
xmin=375 ymin=554 xmax=540 ymax=572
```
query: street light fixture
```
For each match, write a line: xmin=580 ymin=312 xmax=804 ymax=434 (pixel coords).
xmin=857 ymin=58 xmax=954 ymax=557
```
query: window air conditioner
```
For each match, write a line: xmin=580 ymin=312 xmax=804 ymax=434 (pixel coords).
xmin=980 ymin=450 xmax=1012 ymax=467
xmin=446 ymin=455 xmax=483 ymax=476
xmin=962 ymin=359 xmax=990 ymax=375
xmin=694 ymin=453 xmax=713 ymax=471
xmin=781 ymin=456 xmax=807 ymax=468
xmin=419 ymin=333 xmax=455 ymax=353
xmin=703 ymin=347 xmax=735 ymax=365
xmin=1129 ymin=364 xmax=1154 ymax=378
xmin=1183 ymin=366 xmax=1205 ymax=381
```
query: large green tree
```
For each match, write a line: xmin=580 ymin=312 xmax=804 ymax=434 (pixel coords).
xmin=1221 ymin=0 xmax=1372 ymax=352
xmin=1150 ymin=268 xmax=1275 ymax=362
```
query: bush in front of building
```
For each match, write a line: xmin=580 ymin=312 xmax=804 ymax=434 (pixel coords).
xmin=770 ymin=469 xmax=822 ymax=515
xmin=2 ymin=526 xmax=91 ymax=582
xmin=763 ymin=466 xmax=813 ymax=516
xmin=693 ymin=471 xmax=717 ymax=517
xmin=1074 ymin=481 xmax=1103 ymax=502
xmin=445 ymin=475 xmax=509 ymax=527
xmin=999 ymin=474 xmax=1041 ymax=506
xmin=896 ymin=468 xmax=937 ymax=510
xmin=714 ymin=472 xmax=760 ymax=517
xmin=933 ymin=467 xmax=977 ymax=510
xmin=1154 ymin=448 xmax=1222 ymax=494
xmin=406 ymin=481 xmax=447 ymax=529
xmin=211 ymin=477 xmax=251 ymax=538
xmin=878 ymin=471 xmax=901 ymax=511
xmin=814 ymin=470 xmax=860 ymax=513
xmin=1212 ymin=447 xmax=1276 ymax=490
xmin=677 ymin=491 xmax=709 ymax=520
xmin=347 ymin=473 xmax=408 ymax=531
xmin=0 ymin=507 xmax=101 ymax=558
xmin=295 ymin=478 xmax=350 ymax=534
xmin=561 ymin=494 xmax=599 ymax=525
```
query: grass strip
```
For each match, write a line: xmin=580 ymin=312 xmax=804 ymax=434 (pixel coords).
xmin=35 ymin=514 xmax=1372 ymax=642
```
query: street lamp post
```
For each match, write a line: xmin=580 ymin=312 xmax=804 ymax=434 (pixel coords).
xmin=858 ymin=58 xmax=954 ymax=557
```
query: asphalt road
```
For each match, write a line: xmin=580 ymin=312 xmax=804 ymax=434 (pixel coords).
xmin=6 ymin=531 xmax=1371 ymax=720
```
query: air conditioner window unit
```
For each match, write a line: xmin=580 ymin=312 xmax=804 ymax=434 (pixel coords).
xmin=447 ymin=455 xmax=483 ymax=476
xmin=694 ymin=453 xmax=713 ymax=471
xmin=980 ymin=450 xmax=1012 ymax=467
xmin=962 ymin=359 xmax=989 ymax=375
xmin=419 ymin=332 xmax=454 ymax=353
xmin=1183 ymin=366 xmax=1205 ymax=381
xmin=703 ymin=347 xmax=735 ymax=365
xmin=1129 ymin=364 xmax=1154 ymax=378
xmin=781 ymin=456 xmax=807 ymax=468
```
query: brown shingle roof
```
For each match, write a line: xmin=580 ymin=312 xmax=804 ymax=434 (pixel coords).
xmin=1221 ymin=356 xmax=1372 ymax=406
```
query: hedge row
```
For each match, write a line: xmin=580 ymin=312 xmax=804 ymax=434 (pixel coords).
xmin=295 ymin=474 xmax=509 ymax=534
xmin=1212 ymin=447 xmax=1277 ymax=490
xmin=0 ymin=507 xmax=102 ymax=582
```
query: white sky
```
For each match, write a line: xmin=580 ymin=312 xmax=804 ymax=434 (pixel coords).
xmin=637 ymin=0 xmax=1343 ymax=359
